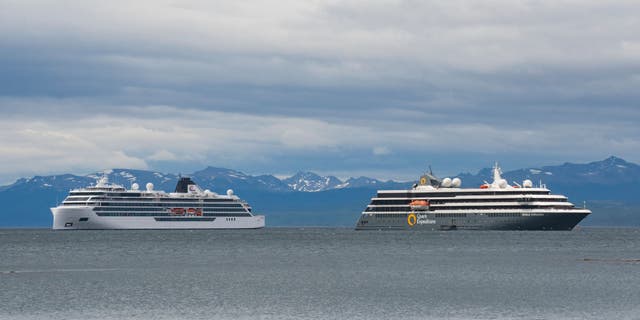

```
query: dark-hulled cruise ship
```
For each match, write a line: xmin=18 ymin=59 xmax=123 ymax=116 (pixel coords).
xmin=51 ymin=176 xmax=265 ymax=230
xmin=355 ymin=163 xmax=590 ymax=230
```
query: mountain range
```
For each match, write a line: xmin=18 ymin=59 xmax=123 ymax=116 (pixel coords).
xmin=1 ymin=156 xmax=639 ymax=227
xmin=1 ymin=166 xmax=409 ymax=195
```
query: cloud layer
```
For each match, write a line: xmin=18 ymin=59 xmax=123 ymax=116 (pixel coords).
xmin=1 ymin=0 xmax=639 ymax=183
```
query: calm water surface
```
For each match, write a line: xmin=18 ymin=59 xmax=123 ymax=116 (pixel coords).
xmin=1 ymin=228 xmax=639 ymax=320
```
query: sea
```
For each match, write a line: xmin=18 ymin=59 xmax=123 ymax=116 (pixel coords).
xmin=1 ymin=228 xmax=639 ymax=320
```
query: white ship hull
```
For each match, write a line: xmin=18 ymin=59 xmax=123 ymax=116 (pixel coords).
xmin=51 ymin=206 xmax=265 ymax=230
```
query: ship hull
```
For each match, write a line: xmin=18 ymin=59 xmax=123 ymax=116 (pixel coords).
xmin=51 ymin=206 xmax=265 ymax=230
xmin=355 ymin=210 xmax=590 ymax=231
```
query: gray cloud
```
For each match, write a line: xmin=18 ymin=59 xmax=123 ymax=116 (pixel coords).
xmin=0 ymin=0 xmax=639 ymax=182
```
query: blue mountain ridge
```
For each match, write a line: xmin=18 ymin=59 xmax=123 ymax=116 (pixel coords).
xmin=1 ymin=156 xmax=638 ymax=227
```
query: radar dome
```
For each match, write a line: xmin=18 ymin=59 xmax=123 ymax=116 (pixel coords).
xmin=498 ymin=179 xmax=508 ymax=188
xmin=451 ymin=178 xmax=461 ymax=188
xmin=226 ymin=189 xmax=234 ymax=196
xmin=523 ymin=179 xmax=533 ymax=188
xmin=146 ymin=182 xmax=154 ymax=191
xmin=131 ymin=183 xmax=139 ymax=190
xmin=441 ymin=178 xmax=452 ymax=188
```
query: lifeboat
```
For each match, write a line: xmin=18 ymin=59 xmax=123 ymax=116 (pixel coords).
xmin=409 ymin=200 xmax=430 ymax=210
xmin=410 ymin=200 xmax=429 ymax=206
xmin=171 ymin=208 xmax=185 ymax=215
xmin=480 ymin=184 xmax=490 ymax=189
xmin=187 ymin=208 xmax=196 ymax=216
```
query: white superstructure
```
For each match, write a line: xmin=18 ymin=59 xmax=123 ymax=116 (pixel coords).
xmin=51 ymin=176 xmax=265 ymax=230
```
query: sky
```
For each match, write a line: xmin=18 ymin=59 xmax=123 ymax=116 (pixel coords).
xmin=1 ymin=0 xmax=639 ymax=184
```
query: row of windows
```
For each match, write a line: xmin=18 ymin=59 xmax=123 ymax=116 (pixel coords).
xmin=487 ymin=213 xmax=524 ymax=217
xmin=155 ymin=217 xmax=217 ymax=222
xmin=96 ymin=197 xmax=238 ymax=202
xmin=89 ymin=198 xmax=240 ymax=204
xmin=91 ymin=193 xmax=142 ymax=197
xmin=434 ymin=213 xmax=467 ymax=218
xmin=373 ymin=214 xmax=402 ymax=218
xmin=366 ymin=206 xmax=411 ymax=212
xmin=370 ymin=214 xmax=469 ymax=220
xmin=202 ymin=208 xmax=248 ymax=212
xmin=95 ymin=212 xmax=252 ymax=217
xmin=369 ymin=212 xmax=536 ymax=218
xmin=371 ymin=198 xmax=563 ymax=205
xmin=201 ymin=203 xmax=245 ymax=207
xmin=63 ymin=203 xmax=249 ymax=211
xmin=70 ymin=192 xmax=106 ymax=196
xmin=94 ymin=207 xmax=161 ymax=212
xmin=430 ymin=198 xmax=566 ymax=204
xmin=370 ymin=200 xmax=420 ymax=205
xmin=69 ymin=193 xmax=239 ymax=201
xmin=377 ymin=191 xmax=550 ymax=198
xmin=65 ymin=197 xmax=91 ymax=201
xmin=92 ymin=202 xmax=244 ymax=208
xmin=76 ymin=196 xmax=238 ymax=201
xmin=436 ymin=205 xmax=571 ymax=210
xmin=366 ymin=204 xmax=570 ymax=212
xmin=160 ymin=198 xmax=236 ymax=202
xmin=94 ymin=207 xmax=248 ymax=213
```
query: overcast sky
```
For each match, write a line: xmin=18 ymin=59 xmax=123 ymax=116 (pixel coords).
xmin=1 ymin=0 xmax=639 ymax=184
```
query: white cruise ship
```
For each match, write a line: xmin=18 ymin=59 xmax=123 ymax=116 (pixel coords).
xmin=355 ymin=163 xmax=591 ymax=230
xmin=51 ymin=176 xmax=265 ymax=230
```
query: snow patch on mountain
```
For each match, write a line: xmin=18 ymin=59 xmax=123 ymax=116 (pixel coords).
xmin=283 ymin=172 xmax=342 ymax=192
xmin=119 ymin=171 xmax=136 ymax=182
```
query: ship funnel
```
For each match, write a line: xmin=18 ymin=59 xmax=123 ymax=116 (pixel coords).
xmin=174 ymin=177 xmax=196 ymax=193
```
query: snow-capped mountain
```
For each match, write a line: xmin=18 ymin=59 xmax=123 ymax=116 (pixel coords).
xmin=282 ymin=171 xmax=342 ymax=192
xmin=191 ymin=166 xmax=291 ymax=192
xmin=507 ymin=156 xmax=640 ymax=185
xmin=335 ymin=176 xmax=409 ymax=190
xmin=0 ymin=167 xmax=392 ymax=195
xmin=3 ymin=170 xmax=178 ymax=193
xmin=4 ymin=174 xmax=94 ymax=193
xmin=456 ymin=156 xmax=640 ymax=188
